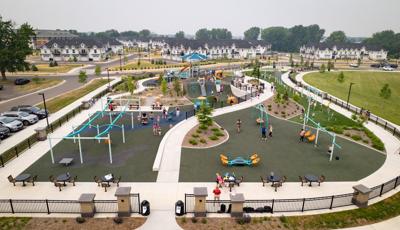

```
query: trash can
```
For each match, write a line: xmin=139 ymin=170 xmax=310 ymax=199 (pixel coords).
xmin=141 ymin=200 xmax=150 ymax=216
xmin=175 ymin=200 xmax=184 ymax=216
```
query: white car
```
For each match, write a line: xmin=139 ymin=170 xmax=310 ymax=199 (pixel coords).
xmin=349 ymin=63 xmax=359 ymax=68
xmin=1 ymin=111 xmax=38 ymax=126
xmin=382 ymin=66 xmax=394 ymax=71
xmin=0 ymin=116 xmax=23 ymax=132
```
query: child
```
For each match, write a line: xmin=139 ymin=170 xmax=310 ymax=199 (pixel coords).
xmin=216 ymin=173 xmax=223 ymax=188
xmin=157 ymin=125 xmax=162 ymax=136
xmin=236 ymin=119 xmax=242 ymax=133
xmin=152 ymin=122 xmax=157 ymax=136
xmin=176 ymin=107 xmax=180 ymax=117
xmin=268 ymin=124 xmax=273 ymax=137
xmin=213 ymin=186 xmax=221 ymax=202
xmin=299 ymin=129 xmax=305 ymax=142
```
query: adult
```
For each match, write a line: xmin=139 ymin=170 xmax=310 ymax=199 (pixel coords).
xmin=175 ymin=107 xmax=180 ymax=117
xmin=213 ymin=186 xmax=221 ymax=201
xmin=299 ymin=129 xmax=305 ymax=142
xmin=261 ymin=125 xmax=267 ymax=141
xmin=162 ymin=108 xmax=167 ymax=119
xmin=236 ymin=119 xmax=242 ymax=133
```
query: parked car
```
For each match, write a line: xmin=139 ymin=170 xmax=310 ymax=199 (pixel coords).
xmin=14 ymin=78 xmax=30 ymax=85
xmin=349 ymin=63 xmax=359 ymax=68
xmin=0 ymin=85 xmax=3 ymax=90
xmin=11 ymin=105 xmax=48 ymax=119
xmin=0 ymin=125 xmax=10 ymax=139
xmin=382 ymin=66 xmax=394 ymax=71
xmin=1 ymin=111 xmax=38 ymax=126
xmin=0 ymin=116 xmax=23 ymax=132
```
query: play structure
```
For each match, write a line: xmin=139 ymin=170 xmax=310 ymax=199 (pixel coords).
xmin=220 ymin=153 xmax=260 ymax=166
xmin=214 ymin=70 xmax=223 ymax=93
xmin=227 ymin=96 xmax=238 ymax=105
xmin=48 ymin=97 xmax=131 ymax=164
xmin=179 ymin=64 xmax=191 ymax=79
xmin=302 ymin=96 xmax=342 ymax=161
xmin=194 ymin=96 xmax=209 ymax=110
xmin=254 ymin=104 xmax=269 ymax=128
xmin=198 ymin=77 xmax=207 ymax=96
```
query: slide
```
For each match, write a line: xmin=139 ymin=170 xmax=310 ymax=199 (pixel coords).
xmin=198 ymin=77 xmax=207 ymax=96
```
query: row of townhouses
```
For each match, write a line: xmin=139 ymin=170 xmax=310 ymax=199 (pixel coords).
xmin=119 ymin=38 xmax=272 ymax=60
xmin=40 ymin=38 xmax=123 ymax=61
xmin=300 ymin=43 xmax=387 ymax=61
xmin=31 ymin=29 xmax=78 ymax=49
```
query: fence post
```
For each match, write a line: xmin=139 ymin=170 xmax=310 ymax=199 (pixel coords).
xmin=394 ymin=177 xmax=398 ymax=189
xmin=0 ymin=156 xmax=4 ymax=167
xmin=230 ymin=193 xmax=245 ymax=217
xmin=15 ymin=147 xmax=18 ymax=157
xmin=271 ymin=199 xmax=274 ymax=214
xmin=185 ymin=112 xmax=187 ymax=120
xmin=193 ymin=187 xmax=208 ymax=217
xmin=66 ymin=114 xmax=69 ymax=122
xmin=27 ymin=139 xmax=31 ymax=149
xmin=329 ymin=195 xmax=334 ymax=209
xmin=384 ymin=122 xmax=387 ymax=130
xmin=393 ymin=128 xmax=396 ymax=136
xmin=375 ymin=117 xmax=378 ymax=124
xmin=45 ymin=199 xmax=50 ymax=214
xmin=352 ymin=184 xmax=372 ymax=208
xmin=115 ymin=187 xmax=132 ymax=217
xmin=78 ymin=193 xmax=96 ymax=217
xmin=379 ymin=183 xmax=384 ymax=197
xmin=301 ymin=198 xmax=306 ymax=212
xmin=184 ymin=194 xmax=187 ymax=214
xmin=9 ymin=199 xmax=14 ymax=214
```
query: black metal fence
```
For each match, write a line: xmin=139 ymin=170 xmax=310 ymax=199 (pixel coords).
xmin=0 ymin=87 xmax=110 ymax=167
xmin=130 ymin=193 xmax=141 ymax=213
xmin=183 ymin=175 xmax=400 ymax=214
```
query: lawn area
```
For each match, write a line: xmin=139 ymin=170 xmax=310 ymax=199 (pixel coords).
xmin=180 ymin=107 xmax=385 ymax=182
xmin=16 ymin=78 xmax=62 ymax=93
xmin=35 ymin=64 xmax=82 ymax=73
xmin=37 ymin=79 xmax=108 ymax=113
xmin=23 ymin=110 xmax=187 ymax=182
xmin=303 ymin=71 xmax=400 ymax=125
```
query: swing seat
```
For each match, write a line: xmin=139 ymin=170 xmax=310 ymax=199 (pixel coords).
xmin=250 ymin=153 xmax=259 ymax=160
xmin=104 ymin=139 xmax=112 ymax=144
xmin=308 ymin=134 xmax=316 ymax=142
xmin=304 ymin=130 xmax=311 ymax=137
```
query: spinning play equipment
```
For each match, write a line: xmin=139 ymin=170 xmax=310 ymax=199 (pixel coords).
xmin=220 ymin=153 xmax=260 ymax=166
xmin=254 ymin=104 xmax=269 ymax=128
xmin=302 ymin=96 xmax=342 ymax=161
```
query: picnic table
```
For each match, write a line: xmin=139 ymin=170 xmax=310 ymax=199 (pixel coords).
xmin=59 ymin=158 xmax=74 ymax=166
xmin=57 ymin=173 xmax=71 ymax=186
xmin=224 ymin=175 xmax=236 ymax=192
xmin=305 ymin=174 xmax=318 ymax=186
xmin=101 ymin=174 xmax=114 ymax=186
xmin=15 ymin=174 xmax=31 ymax=186
xmin=267 ymin=175 xmax=281 ymax=185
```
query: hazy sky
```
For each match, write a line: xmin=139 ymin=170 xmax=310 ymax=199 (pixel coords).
xmin=1 ymin=0 xmax=399 ymax=37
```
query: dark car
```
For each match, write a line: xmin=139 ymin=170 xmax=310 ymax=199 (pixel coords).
xmin=14 ymin=78 xmax=30 ymax=85
xmin=11 ymin=105 xmax=48 ymax=119
xmin=0 ymin=125 xmax=10 ymax=139
xmin=0 ymin=85 xmax=3 ymax=90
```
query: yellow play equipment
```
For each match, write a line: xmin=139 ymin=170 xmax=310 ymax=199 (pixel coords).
xmin=220 ymin=153 xmax=260 ymax=166
xmin=304 ymin=130 xmax=316 ymax=142
xmin=227 ymin=96 xmax=238 ymax=105
xmin=215 ymin=70 xmax=224 ymax=79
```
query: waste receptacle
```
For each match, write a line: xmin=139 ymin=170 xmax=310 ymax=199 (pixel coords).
xmin=141 ymin=200 xmax=150 ymax=216
xmin=175 ymin=200 xmax=184 ymax=216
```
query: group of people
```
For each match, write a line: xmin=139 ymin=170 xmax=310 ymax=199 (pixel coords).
xmin=152 ymin=122 xmax=162 ymax=136
xmin=213 ymin=172 xmax=237 ymax=201
xmin=261 ymin=124 xmax=273 ymax=141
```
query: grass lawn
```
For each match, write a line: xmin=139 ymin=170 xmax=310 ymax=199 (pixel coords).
xmin=37 ymin=79 xmax=108 ymax=113
xmin=180 ymin=107 xmax=385 ymax=182
xmin=16 ymin=78 xmax=62 ymax=93
xmin=35 ymin=64 xmax=82 ymax=73
xmin=303 ymin=71 xmax=400 ymax=125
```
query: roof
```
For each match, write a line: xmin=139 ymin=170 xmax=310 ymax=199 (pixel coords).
xmin=43 ymin=37 xmax=122 ymax=48
xmin=182 ymin=52 xmax=208 ymax=61
xmin=303 ymin=42 xmax=384 ymax=51
xmin=34 ymin=29 xmax=78 ymax=38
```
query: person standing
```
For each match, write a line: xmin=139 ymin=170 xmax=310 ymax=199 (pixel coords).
xmin=261 ymin=125 xmax=267 ymax=141
xmin=299 ymin=129 xmax=305 ymax=142
xmin=236 ymin=119 xmax=242 ymax=133
xmin=268 ymin=124 xmax=273 ymax=137
xmin=213 ymin=186 xmax=221 ymax=202
xmin=176 ymin=107 xmax=180 ymax=117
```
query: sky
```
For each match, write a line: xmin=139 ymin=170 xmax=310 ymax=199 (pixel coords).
xmin=1 ymin=0 xmax=399 ymax=37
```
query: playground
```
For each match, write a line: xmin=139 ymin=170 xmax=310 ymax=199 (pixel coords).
xmin=23 ymin=104 xmax=189 ymax=182
xmin=179 ymin=107 xmax=386 ymax=182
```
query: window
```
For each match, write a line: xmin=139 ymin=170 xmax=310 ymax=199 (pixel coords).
xmin=72 ymin=49 xmax=75 ymax=54
xmin=94 ymin=49 xmax=97 ymax=54
xmin=66 ymin=49 xmax=69 ymax=54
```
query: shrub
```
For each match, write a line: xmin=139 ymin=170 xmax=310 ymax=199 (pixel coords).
xmin=351 ymin=135 xmax=362 ymax=141
xmin=344 ymin=132 xmax=351 ymax=137
xmin=181 ymin=217 xmax=187 ymax=224
xmin=191 ymin=134 xmax=200 ymax=138
xmin=363 ymin=139 xmax=369 ymax=144
xmin=32 ymin=77 xmax=41 ymax=84
xmin=189 ymin=139 xmax=198 ymax=145
xmin=351 ymin=114 xmax=358 ymax=121
xmin=211 ymin=128 xmax=219 ymax=132
xmin=209 ymin=135 xmax=219 ymax=141
xmin=200 ymin=138 xmax=207 ymax=144
xmin=364 ymin=128 xmax=385 ymax=151
xmin=113 ymin=217 xmax=123 ymax=224
xmin=236 ymin=215 xmax=251 ymax=225
xmin=199 ymin=124 xmax=208 ymax=130
xmin=191 ymin=217 xmax=198 ymax=223
xmin=31 ymin=64 xmax=38 ymax=71
xmin=75 ymin=217 xmax=85 ymax=224
xmin=201 ymin=218 xmax=207 ymax=224
xmin=196 ymin=129 xmax=203 ymax=134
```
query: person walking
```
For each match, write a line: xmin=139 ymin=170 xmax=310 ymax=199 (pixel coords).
xmin=236 ymin=119 xmax=242 ymax=133
xmin=268 ymin=124 xmax=273 ymax=137
xmin=299 ymin=129 xmax=306 ymax=142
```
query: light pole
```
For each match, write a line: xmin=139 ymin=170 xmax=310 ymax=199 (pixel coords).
xmin=38 ymin=93 xmax=50 ymax=130
xmin=106 ymin=68 xmax=111 ymax=89
xmin=118 ymin=52 xmax=122 ymax=71
xmin=346 ymin=82 xmax=355 ymax=108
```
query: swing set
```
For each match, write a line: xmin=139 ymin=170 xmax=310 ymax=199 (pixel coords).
xmin=302 ymin=96 xmax=342 ymax=161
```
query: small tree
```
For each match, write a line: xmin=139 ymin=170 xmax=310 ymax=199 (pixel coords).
xmin=319 ymin=64 xmax=326 ymax=73
xmin=49 ymin=61 xmax=54 ymax=67
xmin=300 ymin=56 xmax=304 ymax=66
xmin=161 ymin=78 xmax=167 ymax=95
xmin=73 ymin=56 xmax=77 ymax=62
xmin=173 ymin=78 xmax=182 ymax=96
xmin=337 ymin=71 xmax=345 ymax=83
xmin=126 ymin=76 xmax=136 ymax=95
xmin=327 ymin=60 xmax=331 ymax=71
xmin=379 ymin=84 xmax=391 ymax=99
xmin=357 ymin=58 xmax=361 ymax=66
xmin=53 ymin=60 xmax=58 ymax=66
xmin=78 ymin=70 xmax=87 ymax=83
xmin=95 ymin=65 xmax=101 ymax=76
xmin=196 ymin=102 xmax=213 ymax=127
xmin=31 ymin=64 xmax=38 ymax=71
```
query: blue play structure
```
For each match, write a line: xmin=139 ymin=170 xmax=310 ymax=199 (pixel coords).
xmin=194 ymin=97 xmax=210 ymax=110
xmin=220 ymin=153 xmax=260 ymax=166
